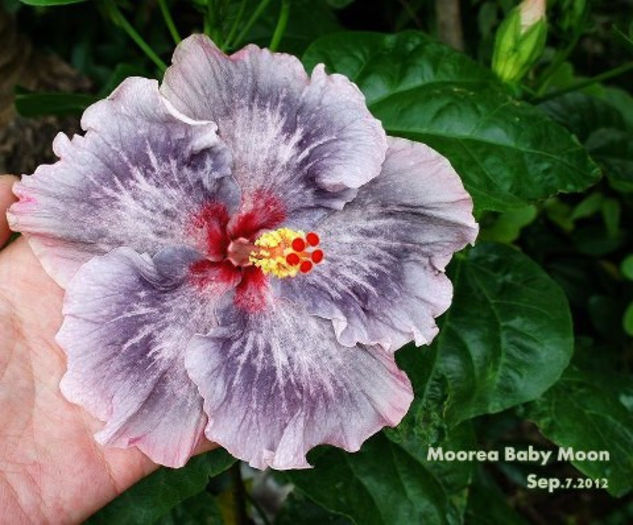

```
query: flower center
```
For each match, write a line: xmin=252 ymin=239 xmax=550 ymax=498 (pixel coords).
xmin=228 ymin=227 xmax=324 ymax=278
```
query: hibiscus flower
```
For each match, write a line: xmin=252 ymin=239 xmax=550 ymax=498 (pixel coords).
xmin=7 ymin=35 xmax=478 ymax=470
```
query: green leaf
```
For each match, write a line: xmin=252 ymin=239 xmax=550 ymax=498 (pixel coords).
xmin=14 ymin=90 xmax=97 ymax=117
xmin=570 ymin=191 xmax=604 ymax=220
xmin=623 ymin=303 xmax=633 ymax=336
xmin=585 ymin=128 xmax=633 ymax=193
xmin=541 ymin=61 xmax=604 ymax=99
xmin=326 ymin=0 xmax=355 ymax=8
xmin=276 ymin=492 xmax=353 ymax=525
xmin=539 ymin=92 xmax=633 ymax=193
xmin=302 ymin=31 xmax=600 ymax=213
xmin=243 ymin=0 xmax=340 ymax=56
xmin=601 ymin=198 xmax=621 ymax=238
xmin=539 ymin=92 xmax=626 ymax=142
xmin=598 ymin=86 xmax=633 ymax=130
xmin=572 ymin=224 xmax=626 ymax=256
xmin=156 ymin=491 xmax=223 ymax=525
xmin=477 ymin=2 xmax=501 ymax=40
xmin=19 ymin=0 xmax=86 ymax=5
xmin=612 ymin=25 xmax=633 ymax=54
xmin=478 ymin=205 xmax=537 ymax=243
xmin=527 ymin=366 xmax=633 ymax=497
xmin=285 ymin=433 xmax=467 ymax=525
xmin=465 ymin=468 xmax=529 ymax=525
xmin=544 ymin=197 xmax=574 ymax=232
xmin=620 ymin=255 xmax=633 ymax=280
xmin=436 ymin=243 xmax=573 ymax=424
xmin=588 ymin=296 xmax=624 ymax=340
xmin=98 ymin=63 xmax=148 ymax=97
xmin=387 ymin=344 xmax=477 ymax=519
xmin=87 ymin=449 xmax=235 ymax=525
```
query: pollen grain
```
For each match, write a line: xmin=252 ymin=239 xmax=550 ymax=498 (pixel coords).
xmin=250 ymin=227 xmax=324 ymax=278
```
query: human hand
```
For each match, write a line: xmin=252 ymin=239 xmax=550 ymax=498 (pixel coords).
xmin=0 ymin=174 xmax=168 ymax=523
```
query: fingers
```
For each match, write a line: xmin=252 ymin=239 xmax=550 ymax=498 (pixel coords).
xmin=0 ymin=175 xmax=18 ymax=249
xmin=194 ymin=438 xmax=218 ymax=456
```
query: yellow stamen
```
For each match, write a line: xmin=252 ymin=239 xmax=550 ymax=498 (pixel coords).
xmin=250 ymin=227 xmax=302 ymax=278
xmin=250 ymin=227 xmax=324 ymax=278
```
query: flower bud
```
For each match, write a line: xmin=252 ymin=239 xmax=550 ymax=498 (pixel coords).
xmin=492 ymin=0 xmax=547 ymax=84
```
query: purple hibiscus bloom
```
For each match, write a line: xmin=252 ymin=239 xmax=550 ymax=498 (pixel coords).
xmin=7 ymin=35 xmax=478 ymax=470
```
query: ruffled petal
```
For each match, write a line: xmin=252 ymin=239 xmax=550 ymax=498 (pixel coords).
xmin=162 ymin=35 xmax=387 ymax=218
xmin=185 ymin=298 xmax=413 ymax=470
xmin=281 ymin=137 xmax=478 ymax=351
xmin=8 ymin=77 xmax=237 ymax=287
xmin=57 ymin=246 xmax=238 ymax=467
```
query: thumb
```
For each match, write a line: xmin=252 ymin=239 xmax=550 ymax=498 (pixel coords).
xmin=0 ymin=175 xmax=19 ymax=249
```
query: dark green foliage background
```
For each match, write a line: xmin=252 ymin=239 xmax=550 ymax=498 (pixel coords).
xmin=5 ymin=0 xmax=633 ymax=522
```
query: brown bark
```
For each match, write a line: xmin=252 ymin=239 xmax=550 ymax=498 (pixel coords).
xmin=435 ymin=0 xmax=464 ymax=51
xmin=0 ymin=9 xmax=91 ymax=176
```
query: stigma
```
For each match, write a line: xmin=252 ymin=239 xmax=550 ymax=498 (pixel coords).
xmin=249 ymin=227 xmax=324 ymax=278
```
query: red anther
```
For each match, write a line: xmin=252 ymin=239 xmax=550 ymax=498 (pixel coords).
xmin=311 ymin=249 xmax=324 ymax=263
xmin=306 ymin=232 xmax=320 ymax=246
xmin=286 ymin=253 xmax=300 ymax=266
xmin=300 ymin=260 xmax=313 ymax=273
xmin=292 ymin=237 xmax=306 ymax=252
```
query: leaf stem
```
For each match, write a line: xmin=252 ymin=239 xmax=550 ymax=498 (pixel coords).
xmin=533 ymin=60 xmax=633 ymax=103
xmin=232 ymin=0 xmax=273 ymax=50
xmin=246 ymin=491 xmax=272 ymax=525
xmin=231 ymin=462 xmax=249 ymax=525
xmin=157 ymin=0 xmax=181 ymax=45
xmin=105 ymin=1 xmax=167 ymax=72
xmin=223 ymin=0 xmax=247 ymax=51
xmin=204 ymin=1 xmax=222 ymax=45
xmin=535 ymin=31 xmax=583 ymax=96
xmin=535 ymin=8 xmax=588 ymax=96
xmin=534 ymin=37 xmax=578 ymax=95
xmin=269 ymin=0 xmax=290 ymax=51
xmin=395 ymin=0 xmax=423 ymax=29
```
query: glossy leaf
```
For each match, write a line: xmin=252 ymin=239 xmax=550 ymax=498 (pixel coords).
xmin=303 ymin=31 xmax=600 ymax=212
xmin=98 ymin=63 xmax=148 ymax=97
xmin=612 ymin=25 xmax=633 ymax=54
xmin=620 ymin=255 xmax=633 ymax=280
xmin=276 ymin=492 xmax=353 ymax=525
xmin=285 ymin=433 xmax=465 ymax=525
xmin=527 ymin=367 xmax=633 ymax=497
xmin=599 ymin=87 xmax=633 ymax=130
xmin=241 ymin=0 xmax=340 ymax=55
xmin=624 ymin=303 xmax=633 ymax=336
xmin=157 ymin=492 xmax=223 ymax=525
xmin=478 ymin=206 xmax=538 ymax=243
xmin=436 ymin=243 xmax=573 ymax=424
xmin=570 ymin=192 xmax=604 ymax=220
xmin=585 ymin=129 xmax=633 ymax=193
xmin=465 ymin=468 xmax=529 ymax=525
xmin=540 ymin=93 xmax=633 ymax=193
xmin=87 ymin=449 xmax=235 ymax=524
xmin=14 ymin=90 xmax=97 ymax=117
xmin=388 ymin=344 xmax=477 ymax=519
xmin=539 ymin=92 xmax=626 ymax=142
xmin=601 ymin=198 xmax=621 ymax=238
